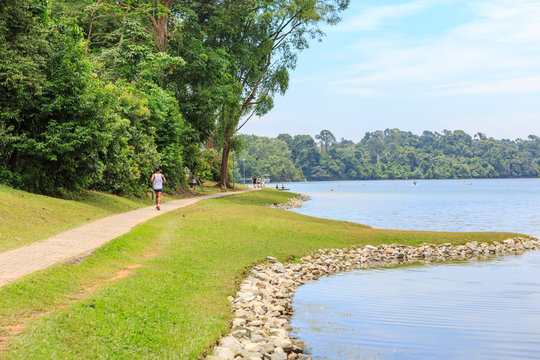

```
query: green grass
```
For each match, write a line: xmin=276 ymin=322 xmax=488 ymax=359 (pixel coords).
xmin=0 ymin=185 xmax=154 ymax=252
xmin=0 ymin=190 xmax=522 ymax=359
xmin=0 ymin=183 xmax=247 ymax=252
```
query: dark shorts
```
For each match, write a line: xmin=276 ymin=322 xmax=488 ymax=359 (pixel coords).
xmin=153 ymin=188 xmax=163 ymax=193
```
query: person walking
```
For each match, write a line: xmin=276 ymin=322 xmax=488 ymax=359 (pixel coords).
xmin=252 ymin=175 xmax=257 ymax=188
xmin=151 ymin=167 xmax=166 ymax=210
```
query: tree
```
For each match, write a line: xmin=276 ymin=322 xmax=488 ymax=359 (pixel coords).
xmin=238 ymin=135 xmax=303 ymax=182
xmin=277 ymin=133 xmax=294 ymax=149
xmin=166 ymin=2 xmax=231 ymax=143
xmin=315 ymin=129 xmax=336 ymax=154
xmin=211 ymin=0 xmax=349 ymax=187
xmin=291 ymin=135 xmax=321 ymax=177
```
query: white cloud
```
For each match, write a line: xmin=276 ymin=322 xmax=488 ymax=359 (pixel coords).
xmin=442 ymin=75 xmax=540 ymax=94
xmin=337 ymin=0 xmax=436 ymax=32
xmin=453 ymin=0 xmax=540 ymax=43
xmin=325 ymin=0 xmax=540 ymax=96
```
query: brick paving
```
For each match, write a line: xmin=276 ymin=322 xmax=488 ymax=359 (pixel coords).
xmin=0 ymin=190 xmax=252 ymax=287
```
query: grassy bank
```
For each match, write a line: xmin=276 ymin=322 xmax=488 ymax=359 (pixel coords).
xmin=0 ymin=190 xmax=521 ymax=359
xmin=0 ymin=183 xmax=246 ymax=252
xmin=0 ymin=185 xmax=153 ymax=252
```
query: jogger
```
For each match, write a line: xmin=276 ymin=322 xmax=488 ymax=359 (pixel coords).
xmin=151 ymin=167 xmax=166 ymax=210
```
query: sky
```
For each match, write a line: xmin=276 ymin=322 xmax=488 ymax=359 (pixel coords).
xmin=239 ymin=0 xmax=540 ymax=142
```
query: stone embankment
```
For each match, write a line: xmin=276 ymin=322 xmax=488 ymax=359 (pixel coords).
xmin=206 ymin=237 xmax=540 ymax=360
xmin=268 ymin=195 xmax=311 ymax=210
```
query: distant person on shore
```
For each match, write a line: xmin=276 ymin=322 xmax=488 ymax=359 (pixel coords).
xmin=256 ymin=176 xmax=261 ymax=188
xmin=188 ymin=171 xmax=198 ymax=190
xmin=252 ymin=175 xmax=257 ymax=188
xmin=151 ymin=167 xmax=166 ymax=210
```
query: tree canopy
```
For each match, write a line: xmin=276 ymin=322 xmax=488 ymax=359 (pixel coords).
xmin=236 ymin=129 xmax=540 ymax=182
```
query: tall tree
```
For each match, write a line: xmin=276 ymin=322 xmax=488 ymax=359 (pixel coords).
xmin=166 ymin=1 xmax=231 ymax=143
xmin=315 ymin=129 xmax=337 ymax=154
xmin=212 ymin=0 xmax=349 ymax=187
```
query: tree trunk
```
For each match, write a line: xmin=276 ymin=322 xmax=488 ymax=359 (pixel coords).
xmin=205 ymin=136 xmax=214 ymax=150
xmin=155 ymin=13 xmax=168 ymax=52
xmin=219 ymin=130 xmax=233 ymax=188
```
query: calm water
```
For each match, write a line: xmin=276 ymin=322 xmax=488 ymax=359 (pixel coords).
xmin=278 ymin=179 xmax=540 ymax=237
xmin=281 ymin=179 xmax=540 ymax=359
xmin=291 ymin=252 xmax=540 ymax=360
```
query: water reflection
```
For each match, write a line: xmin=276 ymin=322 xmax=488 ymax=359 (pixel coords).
xmin=291 ymin=251 xmax=540 ymax=360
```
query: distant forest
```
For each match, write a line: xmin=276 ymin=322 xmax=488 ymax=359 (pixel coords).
xmin=235 ymin=129 xmax=540 ymax=182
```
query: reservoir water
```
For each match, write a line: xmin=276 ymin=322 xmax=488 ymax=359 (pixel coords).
xmin=282 ymin=179 xmax=540 ymax=237
xmin=290 ymin=251 xmax=540 ymax=360
xmin=274 ymin=179 xmax=540 ymax=359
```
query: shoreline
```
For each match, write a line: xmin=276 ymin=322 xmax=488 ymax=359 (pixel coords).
xmin=268 ymin=178 xmax=540 ymax=185
xmin=207 ymin=237 xmax=540 ymax=360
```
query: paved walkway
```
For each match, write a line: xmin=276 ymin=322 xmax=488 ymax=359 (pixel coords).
xmin=0 ymin=190 xmax=252 ymax=288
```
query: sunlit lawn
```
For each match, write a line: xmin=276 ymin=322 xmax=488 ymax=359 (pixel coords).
xmin=0 ymin=189 xmax=522 ymax=359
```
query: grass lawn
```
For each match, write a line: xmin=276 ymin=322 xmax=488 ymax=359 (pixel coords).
xmin=0 ymin=190 xmax=522 ymax=359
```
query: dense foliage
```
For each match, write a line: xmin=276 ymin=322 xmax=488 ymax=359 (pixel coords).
xmin=237 ymin=130 xmax=540 ymax=182
xmin=0 ymin=0 xmax=348 ymax=195
xmin=0 ymin=0 xmax=194 ymax=195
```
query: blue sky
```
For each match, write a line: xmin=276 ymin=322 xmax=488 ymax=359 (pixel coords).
xmin=240 ymin=0 xmax=540 ymax=142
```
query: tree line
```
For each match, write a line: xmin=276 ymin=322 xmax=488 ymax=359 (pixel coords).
xmin=0 ymin=0 xmax=348 ymax=195
xmin=236 ymin=129 xmax=540 ymax=182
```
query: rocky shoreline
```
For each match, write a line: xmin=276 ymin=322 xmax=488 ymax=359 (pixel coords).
xmin=268 ymin=194 xmax=311 ymax=210
xmin=206 ymin=237 xmax=540 ymax=360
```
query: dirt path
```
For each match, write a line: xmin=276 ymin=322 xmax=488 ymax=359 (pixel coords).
xmin=0 ymin=190 xmax=253 ymax=288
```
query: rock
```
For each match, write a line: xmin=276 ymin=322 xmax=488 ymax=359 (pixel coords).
xmin=270 ymin=352 xmax=287 ymax=360
xmin=291 ymin=340 xmax=307 ymax=352
xmin=275 ymin=339 xmax=293 ymax=352
xmin=231 ymin=329 xmax=249 ymax=339
xmin=233 ymin=318 xmax=247 ymax=327
xmin=251 ymin=334 xmax=266 ymax=343
xmin=259 ymin=342 xmax=275 ymax=354
xmin=220 ymin=336 xmax=242 ymax=352
xmin=244 ymin=342 xmax=262 ymax=353
xmin=244 ymin=353 xmax=263 ymax=360
xmin=268 ymin=195 xmax=311 ymax=210
xmin=213 ymin=347 xmax=235 ymax=360
xmin=272 ymin=263 xmax=285 ymax=273
xmin=249 ymin=320 xmax=264 ymax=327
